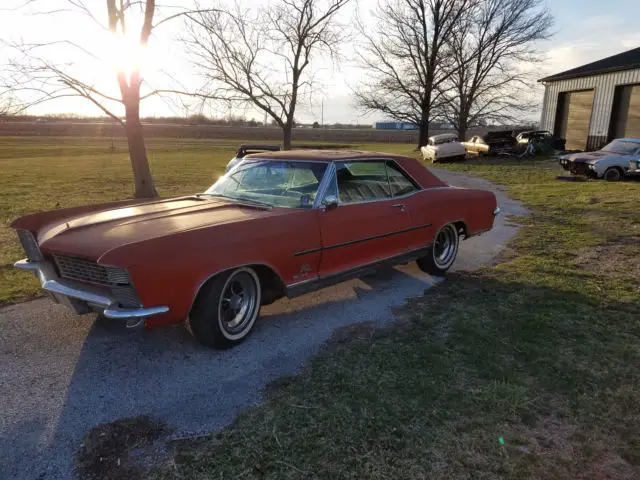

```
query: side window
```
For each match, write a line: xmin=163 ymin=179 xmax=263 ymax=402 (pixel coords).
xmin=386 ymin=161 xmax=418 ymax=197
xmin=335 ymin=161 xmax=390 ymax=203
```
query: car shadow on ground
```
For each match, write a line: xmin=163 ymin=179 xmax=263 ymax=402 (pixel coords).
xmin=10 ymin=265 xmax=437 ymax=479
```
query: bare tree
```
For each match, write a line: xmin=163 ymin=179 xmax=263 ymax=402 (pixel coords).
xmin=185 ymin=0 xmax=351 ymax=150
xmin=3 ymin=1 xmax=209 ymax=198
xmin=0 ymin=93 xmax=17 ymax=118
xmin=438 ymin=0 xmax=552 ymax=140
xmin=354 ymin=0 xmax=474 ymax=148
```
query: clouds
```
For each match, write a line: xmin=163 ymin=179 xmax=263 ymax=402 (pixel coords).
xmin=539 ymin=12 xmax=640 ymax=79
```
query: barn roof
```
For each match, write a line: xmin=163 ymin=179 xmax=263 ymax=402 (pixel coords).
xmin=539 ymin=46 xmax=640 ymax=83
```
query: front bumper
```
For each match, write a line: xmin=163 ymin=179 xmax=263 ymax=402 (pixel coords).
xmin=559 ymin=159 xmax=597 ymax=177
xmin=14 ymin=259 xmax=169 ymax=320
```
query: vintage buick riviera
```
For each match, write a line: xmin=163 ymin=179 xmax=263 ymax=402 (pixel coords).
xmin=12 ymin=151 xmax=500 ymax=349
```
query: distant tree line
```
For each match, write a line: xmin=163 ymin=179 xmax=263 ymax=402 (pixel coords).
xmin=1 ymin=0 xmax=552 ymax=198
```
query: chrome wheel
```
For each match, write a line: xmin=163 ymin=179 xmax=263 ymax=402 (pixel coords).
xmin=217 ymin=268 xmax=260 ymax=339
xmin=433 ymin=224 xmax=458 ymax=269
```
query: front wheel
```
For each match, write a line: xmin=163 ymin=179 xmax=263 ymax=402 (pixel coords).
xmin=417 ymin=224 xmax=460 ymax=276
xmin=603 ymin=167 xmax=623 ymax=182
xmin=188 ymin=267 xmax=261 ymax=349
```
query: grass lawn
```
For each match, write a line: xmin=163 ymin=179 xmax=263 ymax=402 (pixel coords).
xmin=138 ymin=157 xmax=638 ymax=479
xmin=0 ymin=136 xmax=413 ymax=304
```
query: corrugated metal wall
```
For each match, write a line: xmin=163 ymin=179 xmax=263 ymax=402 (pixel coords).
xmin=540 ymin=68 xmax=640 ymax=149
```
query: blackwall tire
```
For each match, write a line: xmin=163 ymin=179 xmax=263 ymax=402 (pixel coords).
xmin=188 ymin=267 xmax=261 ymax=349
xmin=417 ymin=224 xmax=460 ymax=276
xmin=604 ymin=167 xmax=623 ymax=182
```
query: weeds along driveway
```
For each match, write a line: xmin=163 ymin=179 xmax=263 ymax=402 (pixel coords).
xmin=0 ymin=168 xmax=527 ymax=480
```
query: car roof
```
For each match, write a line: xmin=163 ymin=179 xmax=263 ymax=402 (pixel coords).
xmin=615 ymin=138 xmax=640 ymax=144
xmin=429 ymin=133 xmax=458 ymax=141
xmin=245 ymin=149 xmax=411 ymax=162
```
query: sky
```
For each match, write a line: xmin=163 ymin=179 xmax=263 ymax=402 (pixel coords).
xmin=1 ymin=0 xmax=639 ymax=125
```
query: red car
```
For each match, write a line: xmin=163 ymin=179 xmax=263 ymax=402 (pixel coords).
xmin=12 ymin=150 xmax=499 ymax=349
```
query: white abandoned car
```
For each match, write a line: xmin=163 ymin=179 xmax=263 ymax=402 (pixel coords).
xmin=421 ymin=133 xmax=467 ymax=163
xmin=559 ymin=138 xmax=640 ymax=181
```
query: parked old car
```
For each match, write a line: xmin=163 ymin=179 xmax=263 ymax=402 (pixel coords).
xmin=12 ymin=151 xmax=499 ymax=349
xmin=461 ymin=135 xmax=490 ymax=155
xmin=515 ymin=130 xmax=566 ymax=151
xmin=559 ymin=138 xmax=640 ymax=181
xmin=226 ymin=144 xmax=281 ymax=172
xmin=462 ymin=130 xmax=518 ymax=156
xmin=421 ymin=133 xmax=467 ymax=162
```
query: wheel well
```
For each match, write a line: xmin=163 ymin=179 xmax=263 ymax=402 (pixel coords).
xmin=453 ymin=221 xmax=468 ymax=239
xmin=190 ymin=264 xmax=286 ymax=315
xmin=251 ymin=264 xmax=286 ymax=304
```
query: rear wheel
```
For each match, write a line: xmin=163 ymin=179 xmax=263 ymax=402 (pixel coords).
xmin=189 ymin=267 xmax=261 ymax=349
xmin=603 ymin=167 xmax=623 ymax=182
xmin=417 ymin=224 xmax=460 ymax=276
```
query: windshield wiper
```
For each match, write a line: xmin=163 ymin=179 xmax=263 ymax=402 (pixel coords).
xmin=196 ymin=193 xmax=273 ymax=209
xmin=233 ymin=195 xmax=274 ymax=208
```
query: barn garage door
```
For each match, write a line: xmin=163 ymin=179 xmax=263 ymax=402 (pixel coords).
xmin=564 ymin=90 xmax=595 ymax=150
xmin=609 ymin=84 xmax=640 ymax=139
xmin=624 ymin=85 xmax=640 ymax=137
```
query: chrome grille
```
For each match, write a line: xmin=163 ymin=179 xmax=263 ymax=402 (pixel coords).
xmin=16 ymin=229 xmax=43 ymax=262
xmin=53 ymin=255 xmax=130 ymax=286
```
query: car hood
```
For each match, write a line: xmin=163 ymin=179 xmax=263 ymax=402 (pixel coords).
xmin=563 ymin=151 xmax=616 ymax=164
xmin=36 ymin=196 xmax=280 ymax=262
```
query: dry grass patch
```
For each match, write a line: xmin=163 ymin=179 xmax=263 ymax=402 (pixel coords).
xmin=575 ymin=237 xmax=640 ymax=279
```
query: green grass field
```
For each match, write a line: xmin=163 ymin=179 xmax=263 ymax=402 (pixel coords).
xmin=0 ymin=136 xmax=413 ymax=304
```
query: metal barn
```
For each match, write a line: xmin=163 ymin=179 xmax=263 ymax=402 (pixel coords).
xmin=539 ymin=47 xmax=640 ymax=151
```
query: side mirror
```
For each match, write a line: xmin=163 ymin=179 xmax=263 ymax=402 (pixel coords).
xmin=322 ymin=194 xmax=339 ymax=209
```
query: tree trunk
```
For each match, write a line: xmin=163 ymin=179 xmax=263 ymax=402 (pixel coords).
xmin=418 ymin=114 xmax=430 ymax=149
xmin=124 ymin=104 xmax=157 ymax=198
xmin=282 ymin=123 xmax=293 ymax=150
xmin=458 ymin=124 xmax=467 ymax=142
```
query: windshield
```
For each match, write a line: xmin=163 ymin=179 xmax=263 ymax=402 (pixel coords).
xmin=205 ymin=160 xmax=328 ymax=209
xmin=602 ymin=140 xmax=639 ymax=155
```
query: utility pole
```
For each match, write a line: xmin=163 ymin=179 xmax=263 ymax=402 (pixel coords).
xmin=321 ymin=98 xmax=324 ymax=128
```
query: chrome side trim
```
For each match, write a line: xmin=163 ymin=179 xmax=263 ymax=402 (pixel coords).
xmin=292 ymin=223 xmax=433 ymax=257
xmin=286 ymin=244 xmax=432 ymax=297
xmin=14 ymin=259 xmax=168 ymax=319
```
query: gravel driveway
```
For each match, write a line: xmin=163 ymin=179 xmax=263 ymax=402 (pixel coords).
xmin=0 ymin=168 xmax=528 ymax=480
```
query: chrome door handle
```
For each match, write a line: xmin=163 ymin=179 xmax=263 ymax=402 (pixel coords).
xmin=391 ymin=203 xmax=406 ymax=210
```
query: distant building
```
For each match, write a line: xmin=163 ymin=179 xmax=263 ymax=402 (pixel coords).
xmin=539 ymin=46 xmax=640 ymax=151
xmin=374 ymin=121 xmax=418 ymax=130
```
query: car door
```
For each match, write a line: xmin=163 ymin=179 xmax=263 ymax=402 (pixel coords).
xmin=317 ymin=160 xmax=414 ymax=277
xmin=468 ymin=136 xmax=479 ymax=154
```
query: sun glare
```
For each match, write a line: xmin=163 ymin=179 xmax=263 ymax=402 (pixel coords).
xmin=109 ymin=32 xmax=146 ymax=76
